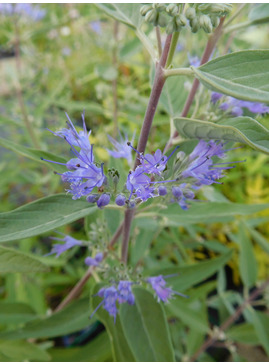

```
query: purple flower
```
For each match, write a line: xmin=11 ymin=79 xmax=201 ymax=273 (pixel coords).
xmin=47 ymin=234 xmax=82 ymax=257
xmin=107 ymin=132 xmax=135 ymax=166
xmin=90 ymin=20 xmax=102 ymax=34
xmin=172 ymin=186 xmax=182 ymax=198
xmin=117 ymin=281 xmax=135 ymax=305
xmin=158 ymin=185 xmax=167 ymax=196
xmin=211 ymin=92 xmax=222 ymax=104
xmin=140 ymin=149 xmax=168 ymax=175
xmin=0 ymin=3 xmax=46 ymax=20
xmin=85 ymin=252 xmax=103 ymax=267
xmin=147 ymin=275 xmax=188 ymax=303
xmin=97 ymin=193 xmax=110 ymax=209
xmin=188 ymin=54 xmax=200 ymax=68
xmin=43 ymin=112 xmax=106 ymax=201
xmin=135 ymin=185 xmax=156 ymax=202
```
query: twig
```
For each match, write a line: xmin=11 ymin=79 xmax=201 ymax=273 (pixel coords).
xmin=164 ymin=17 xmax=225 ymax=153
xmin=155 ymin=26 xmax=162 ymax=58
xmin=121 ymin=208 xmax=135 ymax=263
xmin=189 ymin=278 xmax=269 ymax=361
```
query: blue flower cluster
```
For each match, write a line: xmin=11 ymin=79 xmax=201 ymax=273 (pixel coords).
xmin=91 ymin=275 xmax=187 ymax=322
xmin=0 ymin=3 xmax=46 ymax=21
xmin=211 ymin=92 xmax=269 ymax=117
xmin=44 ymin=113 xmax=241 ymax=210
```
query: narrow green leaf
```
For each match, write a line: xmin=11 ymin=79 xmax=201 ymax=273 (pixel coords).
xmin=120 ymin=287 xmax=175 ymax=362
xmin=249 ymin=4 xmax=269 ymax=25
xmin=246 ymin=226 xmax=269 ymax=254
xmin=192 ymin=50 xmax=269 ymax=102
xmin=245 ymin=308 xmax=269 ymax=356
xmin=0 ymin=136 xmax=67 ymax=172
xmin=167 ymin=299 xmax=209 ymax=334
xmin=91 ymin=284 xmax=135 ymax=362
xmin=48 ymin=332 xmax=112 ymax=362
xmin=0 ymin=340 xmax=50 ymax=361
xmin=151 ymin=250 xmax=233 ymax=292
xmin=96 ymin=4 xmax=143 ymax=29
xmin=0 ymin=302 xmax=36 ymax=325
xmin=0 ymin=194 xmax=97 ymax=243
xmin=159 ymin=202 xmax=269 ymax=226
xmin=0 ymin=246 xmax=48 ymax=273
xmin=235 ymin=222 xmax=257 ymax=288
xmin=174 ymin=116 xmax=269 ymax=154
xmin=0 ymin=298 xmax=90 ymax=340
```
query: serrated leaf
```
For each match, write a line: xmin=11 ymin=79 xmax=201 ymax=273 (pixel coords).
xmin=0 ymin=194 xmax=97 ymax=243
xmin=91 ymin=284 xmax=135 ymax=362
xmin=0 ymin=136 xmax=67 ymax=173
xmin=192 ymin=50 xmax=269 ymax=102
xmin=0 ymin=340 xmax=50 ymax=361
xmin=159 ymin=202 xmax=269 ymax=226
xmin=120 ymin=287 xmax=175 ymax=362
xmin=0 ymin=297 xmax=90 ymax=340
xmin=96 ymin=4 xmax=143 ymax=29
xmin=150 ymin=250 xmax=233 ymax=292
xmin=0 ymin=302 xmax=36 ymax=325
xmin=0 ymin=246 xmax=48 ymax=273
xmin=249 ymin=4 xmax=269 ymax=25
xmin=174 ymin=116 xmax=269 ymax=154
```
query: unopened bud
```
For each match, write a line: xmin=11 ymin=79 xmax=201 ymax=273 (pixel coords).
xmin=190 ymin=17 xmax=200 ymax=33
xmin=152 ymin=3 xmax=166 ymax=12
xmin=172 ymin=186 xmax=182 ymax=198
xmin=158 ymin=13 xmax=168 ymax=27
xmin=177 ymin=14 xmax=187 ymax=27
xmin=140 ymin=4 xmax=152 ymax=16
xmin=145 ymin=9 xmax=158 ymax=24
xmin=115 ymin=194 xmax=126 ymax=206
xmin=166 ymin=4 xmax=179 ymax=17
xmin=199 ymin=14 xmax=213 ymax=33
xmin=210 ymin=15 xmax=220 ymax=28
xmin=86 ymin=194 xmax=99 ymax=203
xmin=158 ymin=186 xmax=167 ymax=196
xmin=185 ymin=7 xmax=196 ymax=20
xmin=97 ymin=193 xmax=110 ymax=209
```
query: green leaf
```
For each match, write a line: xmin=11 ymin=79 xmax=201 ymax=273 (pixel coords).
xmin=234 ymin=222 xmax=257 ymax=288
xmin=0 ymin=194 xmax=97 ymax=243
xmin=226 ymin=322 xmax=259 ymax=345
xmin=192 ymin=50 xmax=269 ymax=102
xmin=246 ymin=226 xmax=269 ymax=254
xmin=159 ymin=202 xmax=269 ymax=226
xmin=0 ymin=298 xmax=91 ymax=340
xmin=0 ymin=340 xmax=50 ymax=361
xmin=120 ymin=287 xmax=175 ymax=362
xmin=167 ymin=298 xmax=209 ymax=334
xmin=96 ymin=4 xmax=143 ymax=29
xmin=0 ymin=136 xmax=67 ymax=172
xmin=0 ymin=302 xmax=36 ymax=325
xmin=160 ymin=76 xmax=187 ymax=117
xmin=245 ymin=309 xmax=269 ymax=356
xmin=249 ymin=4 xmax=269 ymax=25
xmin=174 ymin=116 xmax=269 ymax=154
xmin=151 ymin=250 xmax=233 ymax=292
xmin=0 ymin=246 xmax=48 ymax=273
xmin=91 ymin=284 xmax=135 ymax=362
xmin=48 ymin=331 xmax=112 ymax=362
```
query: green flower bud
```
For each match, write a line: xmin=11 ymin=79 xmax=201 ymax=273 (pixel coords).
xmin=140 ymin=4 xmax=152 ymax=17
xmin=185 ymin=7 xmax=196 ymax=20
xmin=190 ymin=17 xmax=200 ymax=33
xmin=145 ymin=8 xmax=158 ymax=24
xmin=166 ymin=3 xmax=179 ymax=17
xmin=158 ymin=13 xmax=168 ymax=27
xmin=152 ymin=3 xmax=166 ymax=12
xmin=199 ymin=14 xmax=213 ymax=33
xmin=210 ymin=3 xmax=233 ymax=15
xmin=210 ymin=15 xmax=220 ymax=28
xmin=177 ymin=14 xmax=187 ymax=26
xmin=197 ymin=4 xmax=211 ymax=13
xmin=166 ymin=19 xmax=176 ymax=34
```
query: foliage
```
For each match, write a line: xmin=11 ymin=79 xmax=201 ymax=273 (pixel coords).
xmin=0 ymin=3 xmax=269 ymax=362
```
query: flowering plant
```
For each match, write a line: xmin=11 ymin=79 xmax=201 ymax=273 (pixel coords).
xmin=0 ymin=3 xmax=269 ymax=362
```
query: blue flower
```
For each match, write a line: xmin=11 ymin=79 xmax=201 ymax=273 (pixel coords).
xmin=85 ymin=252 xmax=103 ymax=267
xmin=90 ymin=21 xmax=102 ymax=34
xmin=115 ymin=194 xmax=126 ymax=206
xmin=47 ymin=234 xmax=82 ymax=257
xmin=107 ymin=132 xmax=135 ymax=166
xmin=117 ymin=281 xmax=135 ymax=305
xmin=147 ymin=275 xmax=188 ymax=303
xmin=43 ymin=112 xmax=106 ymax=201
xmin=97 ymin=193 xmax=111 ymax=209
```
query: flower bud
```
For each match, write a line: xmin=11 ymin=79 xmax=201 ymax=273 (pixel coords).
xmin=166 ymin=4 xmax=179 ymax=17
xmin=86 ymin=194 xmax=99 ymax=203
xmin=190 ymin=18 xmax=200 ymax=33
xmin=140 ymin=4 xmax=152 ymax=16
xmin=158 ymin=13 xmax=168 ymax=27
xmin=177 ymin=14 xmax=187 ymax=26
xmin=185 ymin=7 xmax=196 ymax=20
xmin=97 ymin=193 xmax=110 ymax=209
xmin=172 ymin=186 xmax=182 ymax=198
xmin=158 ymin=186 xmax=167 ymax=196
xmin=145 ymin=9 xmax=158 ymax=24
xmin=152 ymin=3 xmax=166 ymax=12
xmin=184 ymin=190 xmax=195 ymax=199
xmin=210 ymin=15 xmax=220 ymax=28
xmin=199 ymin=14 xmax=213 ymax=33
xmin=166 ymin=19 xmax=177 ymax=34
xmin=115 ymin=194 xmax=126 ymax=206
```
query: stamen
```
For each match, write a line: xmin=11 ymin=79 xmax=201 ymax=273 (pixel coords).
xmin=127 ymin=142 xmax=152 ymax=164
xmin=165 ymin=145 xmax=180 ymax=162
xmin=40 ymin=157 xmax=67 ymax=166
xmin=190 ymin=157 xmax=209 ymax=171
